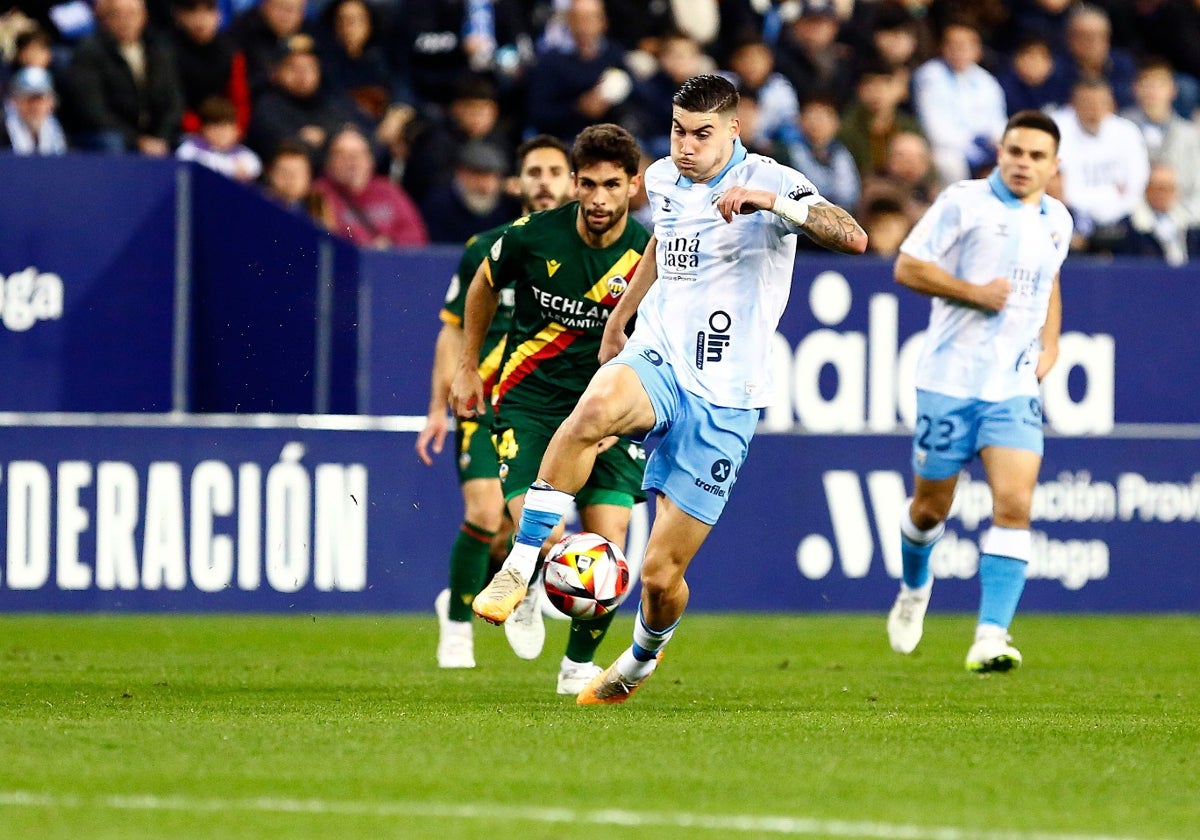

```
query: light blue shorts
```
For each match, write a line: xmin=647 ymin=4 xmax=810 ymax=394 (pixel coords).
xmin=607 ymin=342 xmax=759 ymax=526
xmin=912 ymin=389 xmax=1044 ymax=480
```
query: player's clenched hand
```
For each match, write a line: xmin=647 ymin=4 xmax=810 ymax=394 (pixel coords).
xmin=449 ymin=366 xmax=485 ymax=419
xmin=415 ymin=411 xmax=448 ymax=466
xmin=715 ymin=187 xmax=775 ymax=222
xmin=974 ymin=277 xmax=1011 ymax=313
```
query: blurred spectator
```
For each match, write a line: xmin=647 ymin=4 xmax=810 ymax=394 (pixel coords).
xmin=538 ymin=0 xmax=690 ymax=54
xmin=838 ymin=60 xmax=923 ymax=179
xmin=314 ymin=125 xmax=429 ymax=248
xmin=7 ymin=24 xmax=54 ymax=77
xmin=393 ymin=0 xmax=533 ymax=109
xmin=733 ymin=89 xmax=774 ymax=157
xmin=176 ymin=94 xmax=261 ymax=182
xmin=912 ymin=19 xmax=1006 ymax=183
xmin=1122 ymin=58 xmax=1200 ymax=219
xmin=1000 ymin=0 xmax=1073 ymax=55
xmin=317 ymin=0 xmax=391 ymax=123
xmin=171 ymin=0 xmax=250 ymax=135
xmin=1052 ymin=78 xmax=1149 ymax=254
xmin=861 ymin=195 xmax=912 ymax=258
xmin=717 ymin=36 xmax=798 ymax=147
xmin=63 ymin=0 xmax=182 ymax=154
xmin=228 ymin=0 xmax=313 ymax=98
xmin=261 ymin=136 xmax=332 ymax=226
xmin=858 ymin=131 xmax=939 ymax=226
xmin=0 ymin=66 xmax=67 ymax=154
xmin=402 ymin=73 xmax=513 ymax=205
xmin=625 ymin=30 xmax=707 ymax=159
xmin=420 ymin=139 xmax=519 ymax=243
xmin=998 ymin=35 xmax=1068 ymax=115
xmin=772 ymin=0 xmax=855 ymax=108
xmin=244 ymin=34 xmax=361 ymax=162
xmin=845 ymin=1 xmax=936 ymax=75
xmin=1117 ymin=161 xmax=1200 ymax=265
xmin=526 ymin=0 xmax=630 ymax=142
xmin=776 ymin=95 xmax=859 ymax=212
xmin=592 ymin=0 xmax=702 ymax=54
xmin=1124 ymin=0 xmax=1200 ymax=109
xmin=1060 ymin=4 xmax=1137 ymax=111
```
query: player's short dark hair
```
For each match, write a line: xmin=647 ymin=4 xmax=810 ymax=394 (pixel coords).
xmin=1003 ymin=109 xmax=1061 ymax=150
xmin=570 ymin=123 xmax=641 ymax=177
xmin=516 ymin=134 xmax=570 ymax=168
xmin=672 ymin=74 xmax=739 ymax=116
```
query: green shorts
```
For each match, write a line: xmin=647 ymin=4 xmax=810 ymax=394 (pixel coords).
xmin=493 ymin=411 xmax=647 ymax=508
xmin=455 ymin=402 xmax=501 ymax=484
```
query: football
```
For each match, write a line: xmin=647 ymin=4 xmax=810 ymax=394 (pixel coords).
xmin=541 ymin=531 xmax=631 ymax=620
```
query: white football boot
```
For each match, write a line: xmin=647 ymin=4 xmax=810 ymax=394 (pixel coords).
xmin=504 ymin=583 xmax=546 ymax=660
xmin=887 ymin=580 xmax=933 ymax=654
xmin=435 ymin=588 xmax=475 ymax=669
xmin=556 ymin=658 xmax=604 ymax=695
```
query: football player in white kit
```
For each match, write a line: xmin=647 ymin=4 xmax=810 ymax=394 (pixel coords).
xmin=470 ymin=73 xmax=867 ymax=703
xmin=885 ymin=109 xmax=1074 ymax=672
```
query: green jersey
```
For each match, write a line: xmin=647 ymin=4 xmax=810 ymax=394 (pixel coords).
xmin=485 ymin=201 xmax=650 ymax=419
xmin=441 ymin=221 xmax=518 ymax=393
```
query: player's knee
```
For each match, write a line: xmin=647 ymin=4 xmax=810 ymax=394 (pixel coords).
xmin=463 ymin=502 xmax=504 ymax=533
xmin=640 ymin=556 xmax=684 ymax=600
xmin=909 ymin=497 xmax=949 ymax=530
xmin=563 ymin=392 xmax=618 ymax=441
xmin=991 ymin=490 xmax=1033 ymax=527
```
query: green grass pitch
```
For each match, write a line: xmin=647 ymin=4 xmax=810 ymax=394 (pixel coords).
xmin=0 ymin=612 xmax=1196 ymax=840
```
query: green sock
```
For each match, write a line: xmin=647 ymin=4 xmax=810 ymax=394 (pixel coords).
xmin=448 ymin=521 xmax=494 ymax=622
xmin=564 ymin=608 xmax=619 ymax=663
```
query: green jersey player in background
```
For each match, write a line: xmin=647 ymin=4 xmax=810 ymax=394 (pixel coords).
xmin=416 ymin=135 xmax=573 ymax=671
xmin=451 ymin=123 xmax=652 ymax=694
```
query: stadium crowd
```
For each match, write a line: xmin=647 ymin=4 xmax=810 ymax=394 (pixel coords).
xmin=3 ymin=0 xmax=1200 ymax=262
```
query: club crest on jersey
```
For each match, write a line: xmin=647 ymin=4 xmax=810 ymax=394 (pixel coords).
xmin=490 ymin=237 xmax=503 ymax=261
xmin=661 ymin=196 xmax=674 ymax=215
xmin=606 ymin=275 xmax=627 ymax=298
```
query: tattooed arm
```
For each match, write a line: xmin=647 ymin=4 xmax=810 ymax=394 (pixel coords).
xmin=799 ymin=200 xmax=869 ymax=255
xmin=715 ymin=188 xmax=868 ymax=255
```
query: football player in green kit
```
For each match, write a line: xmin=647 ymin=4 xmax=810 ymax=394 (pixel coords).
xmin=418 ymin=135 xmax=574 ymax=671
xmin=450 ymin=124 xmax=651 ymax=694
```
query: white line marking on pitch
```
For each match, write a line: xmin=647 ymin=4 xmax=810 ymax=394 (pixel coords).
xmin=0 ymin=790 xmax=1155 ymax=840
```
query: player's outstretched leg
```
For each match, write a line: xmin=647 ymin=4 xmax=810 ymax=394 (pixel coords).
xmin=435 ymin=588 xmax=475 ymax=669
xmin=504 ymin=579 xmax=546 ymax=660
xmin=887 ymin=503 xmax=944 ymax=654
xmin=474 ymin=482 xmax=575 ymax=624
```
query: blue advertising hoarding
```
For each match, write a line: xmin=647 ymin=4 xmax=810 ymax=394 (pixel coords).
xmin=0 ymin=156 xmax=179 ymax=411
xmin=0 ymin=417 xmax=1195 ymax=613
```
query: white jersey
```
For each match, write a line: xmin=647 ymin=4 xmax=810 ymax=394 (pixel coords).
xmin=634 ymin=139 xmax=813 ymax=408
xmin=900 ymin=173 xmax=1073 ymax=402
